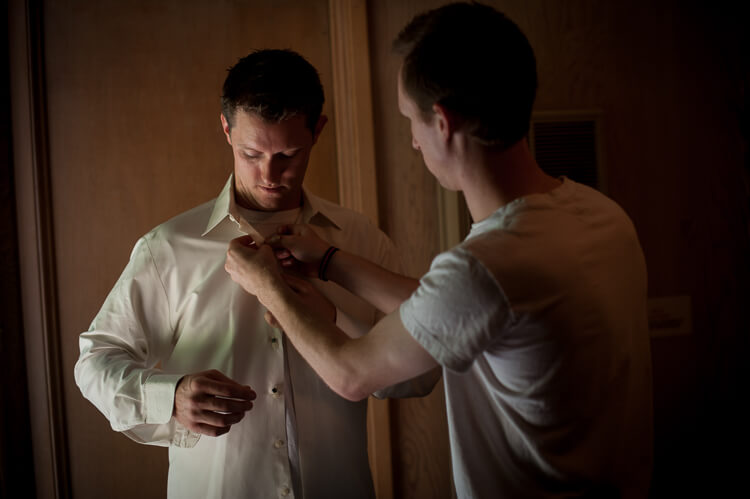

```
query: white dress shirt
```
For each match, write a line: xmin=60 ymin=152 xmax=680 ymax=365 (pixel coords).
xmin=75 ymin=176 xmax=424 ymax=499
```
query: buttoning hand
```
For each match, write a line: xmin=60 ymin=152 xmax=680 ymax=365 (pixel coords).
xmin=263 ymin=272 xmax=337 ymax=329
xmin=267 ymin=224 xmax=331 ymax=278
xmin=173 ymin=369 xmax=256 ymax=437
xmin=225 ymin=235 xmax=284 ymax=300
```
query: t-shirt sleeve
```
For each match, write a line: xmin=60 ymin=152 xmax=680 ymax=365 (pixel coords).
xmin=399 ymin=246 xmax=512 ymax=372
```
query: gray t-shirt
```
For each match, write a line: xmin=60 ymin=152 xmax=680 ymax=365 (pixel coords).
xmin=401 ymin=178 xmax=653 ymax=498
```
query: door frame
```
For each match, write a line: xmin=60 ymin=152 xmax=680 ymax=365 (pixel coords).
xmin=9 ymin=1 xmax=72 ymax=498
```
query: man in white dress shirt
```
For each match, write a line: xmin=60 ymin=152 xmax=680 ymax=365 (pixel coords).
xmin=75 ymin=49 xmax=437 ymax=499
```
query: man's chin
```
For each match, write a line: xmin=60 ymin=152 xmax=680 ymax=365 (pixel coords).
xmin=250 ymin=189 xmax=301 ymax=212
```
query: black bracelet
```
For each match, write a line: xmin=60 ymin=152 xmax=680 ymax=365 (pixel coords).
xmin=318 ymin=246 xmax=339 ymax=281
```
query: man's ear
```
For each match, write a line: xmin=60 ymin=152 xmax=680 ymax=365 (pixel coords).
xmin=432 ymin=103 xmax=461 ymax=142
xmin=220 ymin=113 xmax=232 ymax=145
xmin=312 ymin=115 xmax=328 ymax=144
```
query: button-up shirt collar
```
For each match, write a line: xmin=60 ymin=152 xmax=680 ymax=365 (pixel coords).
xmin=203 ymin=175 xmax=341 ymax=240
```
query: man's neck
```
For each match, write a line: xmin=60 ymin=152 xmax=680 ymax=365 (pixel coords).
xmin=232 ymin=184 xmax=304 ymax=214
xmin=461 ymin=139 xmax=561 ymax=223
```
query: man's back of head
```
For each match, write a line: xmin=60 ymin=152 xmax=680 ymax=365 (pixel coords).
xmin=394 ymin=2 xmax=537 ymax=150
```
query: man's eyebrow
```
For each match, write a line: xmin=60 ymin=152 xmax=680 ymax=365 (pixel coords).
xmin=237 ymin=145 xmax=303 ymax=155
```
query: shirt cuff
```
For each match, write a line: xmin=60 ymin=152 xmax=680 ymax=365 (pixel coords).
xmin=144 ymin=372 xmax=184 ymax=424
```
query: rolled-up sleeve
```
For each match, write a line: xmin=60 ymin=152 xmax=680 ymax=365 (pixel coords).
xmin=400 ymin=247 xmax=513 ymax=372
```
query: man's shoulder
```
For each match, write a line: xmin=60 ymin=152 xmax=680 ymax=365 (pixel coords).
xmin=308 ymin=192 xmax=385 ymax=236
xmin=306 ymin=192 xmax=400 ymax=269
xmin=142 ymin=198 xmax=216 ymax=242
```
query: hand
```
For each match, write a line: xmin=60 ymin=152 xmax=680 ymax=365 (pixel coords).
xmin=173 ymin=369 xmax=256 ymax=437
xmin=263 ymin=273 xmax=337 ymax=329
xmin=225 ymin=235 xmax=283 ymax=299
xmin=267 ymin=224 xmax=331 ymax=278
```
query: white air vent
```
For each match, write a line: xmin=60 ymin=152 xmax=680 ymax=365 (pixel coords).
xmin=529 ymin=110 xmax=605 ymax=192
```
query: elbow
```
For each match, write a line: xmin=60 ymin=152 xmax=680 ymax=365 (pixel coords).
xmin=331 ymin=366 xmax=372 ymax=402
xmin=321 ymin=337 xmax=378 ymax=402
xmin=338 ymin=389 xmax=370 ymax=402
xmin=337 ymin=386 xmax=370 ymax=403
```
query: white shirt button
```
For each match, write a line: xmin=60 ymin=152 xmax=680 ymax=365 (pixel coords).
xmin=274 ymin=439 xmax=285 ymax=449
xmin=269 ymin=336 xmax=280 ymax=349
xmin=280 ymin=486 xmax=291 ymax=496
xmin=271 ymin=386 xmax=281 ymax=398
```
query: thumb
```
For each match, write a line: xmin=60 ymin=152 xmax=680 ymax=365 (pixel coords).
xmin=267 ymin=233 xmax=300 ymax=253
xmin=229 ymin=235 xmax=257 ymax=251
xmin=264 ymin=310 xmax=281 ymax=329
xmin=236 ymin=235 xmax=258 ymax=247
xmin=278 ymin=223 xmax=309 ymax=236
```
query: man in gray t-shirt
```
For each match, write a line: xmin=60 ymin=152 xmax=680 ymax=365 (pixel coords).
xmin=401 ymin=178 xmax=652 ymax=497
xmin=225 ymin=3 xmax=653 ymax=498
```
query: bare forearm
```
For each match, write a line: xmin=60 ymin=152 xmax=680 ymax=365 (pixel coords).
xmin=261 ymin=279 xmax=374 ymax=401
xmin=225 ymin=239 xmax=433 ymax=399
xmin=325 ymin=250 xmax=419 ymax=314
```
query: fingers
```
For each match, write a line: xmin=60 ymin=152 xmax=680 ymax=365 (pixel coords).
xmin=191 ymin=370 xmax=256 ymax=401
xmin=204 ymin=395 xmax=256 ymax=414
xmin=191 ymin=402 xmax=248 ymax=426
xmin=178 ymin=402 xmax=246 ymax=437
xmin=276 ymin=224 xmax=305 ymax=236
xmin=225 ymin=237 xmax=256 ymax=277
xmin=174 ymin=370 xmax=258 ymax=437
xmin=225 ymin=238 xmax=283 ymax=296
xmin=264 ymin=310 xmax=281 ymax=329
xmin=226 ymin=236 xmax=259 ymax=264
xmin=273 ymin=247 xmax=292 ymax=259
xmin=274 ymin=247 xmax=299 ymax=271
xmin=229 ymin=226 xmax=325 ymax=281
xmin=268 ymin=224 xmax=302 ymax=247
xmin=282 ymin=273 xmax=312 ymax=293
xmin=234 ymin=234 xmax=257 ymax=248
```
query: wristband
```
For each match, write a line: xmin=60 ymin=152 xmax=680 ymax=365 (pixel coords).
xmin=318 ymin=246 xmax=339 ymax=282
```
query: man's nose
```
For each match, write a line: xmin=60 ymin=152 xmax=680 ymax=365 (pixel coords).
xmin=412 ymin=136 xmax=420 ymax=151
xmin=260 ymin=157 xmax=284 ymax=185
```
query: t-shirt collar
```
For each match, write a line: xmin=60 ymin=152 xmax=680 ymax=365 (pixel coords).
xmin=202 ymin=174 xmax=341 ymax=236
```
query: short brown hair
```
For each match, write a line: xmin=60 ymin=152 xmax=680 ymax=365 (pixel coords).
xmin=394 ymin=2 xmax=537 ymax=149
xmin=221 ymin=49 xmax=324 ymax=133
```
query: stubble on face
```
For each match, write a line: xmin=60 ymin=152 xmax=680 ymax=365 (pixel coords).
xmin=225 ymin=111 xmax=315 ymax=212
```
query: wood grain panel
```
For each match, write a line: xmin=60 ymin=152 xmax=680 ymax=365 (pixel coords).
xmin=328 ymin=2 xmax=393 ymax=497
xmin=329 ymin=0 xmax=379 ymax=224
xmin=42 ymin=1 xmax=337 ymax=497
xmin=367 ymin=2 xmax=454 ymax=498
